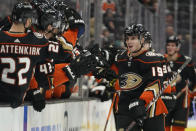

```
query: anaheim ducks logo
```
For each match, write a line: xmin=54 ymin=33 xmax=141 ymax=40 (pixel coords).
xmin=120 ymin=72 xmax=143 ymax=90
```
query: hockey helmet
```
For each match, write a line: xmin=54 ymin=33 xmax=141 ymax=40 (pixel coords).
xmin=166 ymin=35 xmax=181 ymax=48
xmin=12 ymin=2 xmax=37 ymax=24
xmin=124 ymin=24 xmax=151 ymax=47
xmin=52 ymin=1 xmax=69 ymax=11
xmin=51 ymin=1 xmax=69 ymax=32
xmin=39 ymin=9 xmax=62 ymax=31
xmin=31 ymin=0 xmax=62 ymax=31
xmin=124 ymin=24 xmax=146 ymax=39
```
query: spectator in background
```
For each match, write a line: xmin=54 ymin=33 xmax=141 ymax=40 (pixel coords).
xmin=138 ymin=0 xmax=154 ymax=11
xmin=152 ymin=1 xmax=158 ymax=13
xmin=102 ymin=0 xmax=116 ymax=14
xmin=103 ymin=8 xmax=115 ymax=33
xmin=179 ymin=34 xmax=190 ymax=56
xmin=192 ymin=41 xmax=196 ymax=61
xmin=101 ymin=27 xmax=114 ymax=46
xmin=166 ymin=26 xmax=175 ymax=38
xmin=166 ymin=13 xmax=174 ymax=27
xmin=0 ymin=3 xmax=11 ymax=20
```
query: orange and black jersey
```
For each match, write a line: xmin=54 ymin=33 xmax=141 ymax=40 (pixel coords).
xmin=0 ymin=31 xmax=58 ymax=101
xmin=113 ymin=50 xmax=168 ymax=117
xmin=29 ymin=28 xmax=80 ymax=99
xmin=165 ymin=54 xmax=196 ymax=93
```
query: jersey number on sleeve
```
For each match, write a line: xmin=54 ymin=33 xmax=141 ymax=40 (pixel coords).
xmin=48 ymin=43 xmax=59 ymax=53
xmin=1 ymin=57 xmax=30 ymax=85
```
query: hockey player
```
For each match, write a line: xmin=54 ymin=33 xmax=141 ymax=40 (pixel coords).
xmin=0 ymin=2 xmax=57 ymax=111
xmin=29 ymin=0 xmax=98 ymax=99
xmin=27 ymin=0 xmax=63 ymax=100
xmin=108 ymin=24 xmax=168 ymax=131
xmin=164 ymin=35 xmax=196 ymax=131
xmin=43 ymin=1 xmax=84 ymax=99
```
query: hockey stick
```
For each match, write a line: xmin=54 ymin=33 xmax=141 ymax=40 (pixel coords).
xmin=126 ymin=58 xmax=191 ymax=131
xmin=176 ymin=80 xmax=189 ymax=99
xmin=104 ymin=92 xmax=117 ymax=131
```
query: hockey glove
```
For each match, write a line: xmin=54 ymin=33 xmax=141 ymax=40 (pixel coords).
xmin=87 ymin=44 xmax=109 ymax=67
xmin=128 ymin=99 xmax=146 ymax=126
xmin=161 ymin=93 xmax=176 ymax=113
xmin=93 ymin=68 xmax=118 ymax=81
xmin=89 ymin=85 xmax=106 ymax=99
xmin=25 ymin=89 xmax=46 ymax=112
xmin=63 ymin=52 xmax=98 ymax=79
xmin=64 ymin=7 xmax=85 ymax=30
xmin=101 ymin=82 xmax=116 ymax=102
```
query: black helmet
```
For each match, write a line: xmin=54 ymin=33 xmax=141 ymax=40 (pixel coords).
xmin=124 ymin=24 xmax=146 ymax=39
xmin=12 ymin=2 xmax=37 ymax=24
xmin=39 ymin=9 xmax=62 ymax=31
xmin=32 ymin=0 xmax=62 ymax=31
xmin=124 ymin=24 xmax=151 ymax=47
xmin=166 ymin=35 xmax=181 ymax=48
xmin=52 ymin=1 xmax=69 ymax=11
xmin=51 ymin=1 xmax=69 ymax=32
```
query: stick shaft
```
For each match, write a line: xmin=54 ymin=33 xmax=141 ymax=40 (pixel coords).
xmin=104 ymin=92 xmax=117 ymax=131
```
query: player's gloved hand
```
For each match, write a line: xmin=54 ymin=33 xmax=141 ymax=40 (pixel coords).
xmin=87 ymin=44 xmax=110 ymax=68
xmin=161 ymin=93 xmax=176 ymax=113
xmin=63 ymin=51 xmax=98 ymax=79
xmin=25 ymin=89 xmax=46 ymax=112
xmin=128 ymin=99 xmax=146 ymax=126
xmin=89 ymin=85 xmax=106 ymax=99
xmin=64 ymin=7 xmax=85 ymax=29
xmin=93 ymin=69 xmax=118 ymax=81
xmin=100 ymin=82 xmax=116 ymax=102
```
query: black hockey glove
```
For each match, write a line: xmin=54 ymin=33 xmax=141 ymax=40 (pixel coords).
xmin=63 ymin=52 xmax=99 ymax=79
xmin=87 ymin=44 xmax=110 ymax=68
xmin=128 ymin=99 xmax=146 ymax=127
xmin=25 ymin=89 xmax=46 ymax=112
xmin=64 ymin=7 xmax=85 ymax=29
xmin=89 ymin=82 xmax=115 ymax=102
xmin=100 ymin=82 xmax=116 ymax=102
xmin=93 ymin=68 xmax=118 ymax=81
xmin=161 ymin=93 xmax=176 ymax=113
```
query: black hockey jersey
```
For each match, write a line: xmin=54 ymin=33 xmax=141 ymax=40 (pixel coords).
xmin=0 ymin=31 xmax=59 ymax=106
xmin=166 ymin=54 xmax=196 ymax=92
xmin=165 ymin=54 xmax=196 ymax=108
xmin=113 ymin=50 xmax=168 ymax=118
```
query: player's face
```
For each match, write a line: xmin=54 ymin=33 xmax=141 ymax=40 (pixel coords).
xmin=24 ymin=18 xmax=32 ymax=28
xmin=166 ymin=42 xmax=178 ymax=56
xmin=126 ymin=36 xmax=142 ymax=53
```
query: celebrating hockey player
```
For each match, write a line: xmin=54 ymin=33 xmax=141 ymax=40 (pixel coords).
xmin=0 ymin=2 xmax=57 ymax=111
xmin=164 ymin=35 xmax=196 ymax=131
xmin=110 ymin=24 xmax=168 ymax=131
